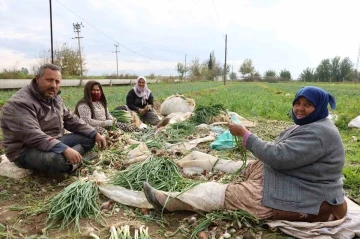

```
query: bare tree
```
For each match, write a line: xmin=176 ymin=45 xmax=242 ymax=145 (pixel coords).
xmin=33 ymin=43 xmax=87 ymax=77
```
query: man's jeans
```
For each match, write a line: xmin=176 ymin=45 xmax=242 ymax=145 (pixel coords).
xmin=15 ymin=133 xmax=95 ymax=174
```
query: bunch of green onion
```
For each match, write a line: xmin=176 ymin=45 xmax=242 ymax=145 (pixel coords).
xmin=234 ymin=136 xmax=247 ymax=168
xmin=111 ymin=109 xmax=132 ymax=123
xmin=111 ymin=156 xmax=199 ymax=192
xmin=190 ymin=104 xmax=227 ymax=124
xmin=46 ymin=179 xmax=101 ymax=231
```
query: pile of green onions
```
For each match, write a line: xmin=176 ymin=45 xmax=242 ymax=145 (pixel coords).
xmin=111 ymin=109 xmax=132 ymax=123
xmin=46 ymin=179 xmax=101 ymax=231
xmin=190 ymin=210 xmax=263 ymax=239
xmin=111 ymin=156 xmax=199 ymax=192
xmin=190 ymin=104 xmax=227 ymax=124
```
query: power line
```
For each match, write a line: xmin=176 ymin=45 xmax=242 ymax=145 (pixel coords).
xmin=211 ymin=0 xmax=225 ymax=39
xmin=54 ymin=0 xmax=154 ymax=60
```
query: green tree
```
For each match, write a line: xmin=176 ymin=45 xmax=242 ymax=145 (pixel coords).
xmin=239 ymin=59 xmax=255 ymax=76
xmin=20 ymin=67 xmax=29 ymax=75
xmin=316 ymin=59 xmax=331 ymax=82
xmin=264 ymin=70 xmax=277 ymax=77
xmin=300 ymin=67 xmax=316 ymax=82
xmin=189 ymin=57 xmax=202 ymax=80
xmin=339 ymin=57 xmax=354 ymax=82
xmin=229 ymin=72 xmax=237 ymax=80
xmin=253 ymin=71 xmax=261 ymax=77
xmin=208 ymin=53 xmax=213 ymax=70
xmin=279 ymin=69 xmax=291 ymax=80
xmin=330 ymin=56 xmax=341 ymax=82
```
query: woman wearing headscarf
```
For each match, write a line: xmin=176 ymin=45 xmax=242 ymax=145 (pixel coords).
xmin=75 ymin=81 xmax=136 ymax=134
xmin=143 ymin=86 xmax=347 ymax=222
xmin=126 ymin=76 xmax=160 ymax=126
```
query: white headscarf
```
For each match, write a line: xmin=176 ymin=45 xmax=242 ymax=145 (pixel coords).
xmin=133 ymin=76 xmax=151 ymax=105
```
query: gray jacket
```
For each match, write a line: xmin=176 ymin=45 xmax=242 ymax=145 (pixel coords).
xmin=0 ymin=79 xmax=95 ymax=162
xmin=246 ymin=118 xmax=345 ymax=214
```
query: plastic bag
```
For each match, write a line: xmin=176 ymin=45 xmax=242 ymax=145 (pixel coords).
xmin=210 ymin=114 xmax=241 ymax=150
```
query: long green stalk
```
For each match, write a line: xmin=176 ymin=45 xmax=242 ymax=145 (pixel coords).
xmin=111 ymin=156 xmax=199 ymax=192
xmin=46 ymin=179 xmax=101 ymax=231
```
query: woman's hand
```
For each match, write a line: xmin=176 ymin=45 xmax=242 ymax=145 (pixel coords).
xmin=228 ymin=123 xmax=249 ymax=137
xmin=138 ymin=108 xmax=148 ymax=116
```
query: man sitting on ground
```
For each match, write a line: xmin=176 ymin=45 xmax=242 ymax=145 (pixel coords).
xmin=0 ymin=63 xmax=106 ymax=177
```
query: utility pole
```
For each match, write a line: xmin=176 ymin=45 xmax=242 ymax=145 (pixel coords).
xmin=184 ymin=54 xmax=187 ymax=80
xmin=223 ymin=34 xmax=227 ymax=85
xmin=112 ymin=43 xmax=120 ymax=86
xmin=356 ymin=44 xmax=360 ymax=83
xmin=73 ymin=22 xmax=84 ymax=86
xmin=49 ymin=0 xmax=54 ymax=64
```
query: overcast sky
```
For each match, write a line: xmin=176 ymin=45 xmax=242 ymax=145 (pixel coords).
xmin=1 ymin=0 xmax=360 ymax=78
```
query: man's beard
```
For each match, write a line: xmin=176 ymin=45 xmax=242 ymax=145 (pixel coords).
xmin=39 ymin=87 xmax=57 ymax=100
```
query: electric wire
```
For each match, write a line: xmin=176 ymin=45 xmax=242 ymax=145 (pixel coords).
xmin=54 ymin=0 xmax=154 ymax=60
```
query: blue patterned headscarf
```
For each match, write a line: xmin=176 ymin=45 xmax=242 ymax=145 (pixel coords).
xmin=292 ymin=86 xmax=336 ymax=125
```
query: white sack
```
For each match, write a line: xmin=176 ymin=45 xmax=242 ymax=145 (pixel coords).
xmin=126 ymin=142 xmax=151 ymax=164
xmin=348 ymin=116 xmax=360 ymax=128
xmin=176 ymin=151 xmax=255 ymax=175
xmin=0 ymin=154 xmax=32 ymax=179
xmin=165 ymin=135 xmax=216 ymax=151
xmin=160 ymin=95 xmax=195 ymax=116
xmin=165 ymin=182 xmax=228 ymax=212
xmin=99 ymin=184 xmax=154 ymax=209
xmin=166 ymin=112 xmax=192 ymax=125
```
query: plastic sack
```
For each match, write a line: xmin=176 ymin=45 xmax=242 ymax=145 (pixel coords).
xmin=126 ymin=143 xmax=151 ymax=164
xmin=0 ymin=154 xmax=32 ymax=179
xmin=160 ymin=95 xmax=195 ymax=116
xmin=99 ymin=184 xmax=154 ymax=209
xmin=349 ymin=116 xmax=360 ymax=128
xmin=176 ymin=151 xmax=254 ymax=175
xmin=166 ymin=182 xmax=228 ymax=212
xmin=91 ymin=170 xmax=153 ymax=209
xmin=210 ymin=114 xmax=241 ymax=150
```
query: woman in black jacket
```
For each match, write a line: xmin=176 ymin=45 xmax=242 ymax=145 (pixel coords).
xmin=126 ymin=76 xmax=160 ymax=125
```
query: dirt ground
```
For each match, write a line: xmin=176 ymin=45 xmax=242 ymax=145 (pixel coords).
xmin=0 ymin=119 xmax=294 ymax=239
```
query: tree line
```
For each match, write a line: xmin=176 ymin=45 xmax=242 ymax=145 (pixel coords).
xmin=176 ymin=51 xmax=230 ymax=81
xmin=176 ymin=55 xmax=357 ymax=82
xmin=300 ymin=57 xmax=354 ymax=82
xmin=1 ymin=43 xmax=357 ymax=82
